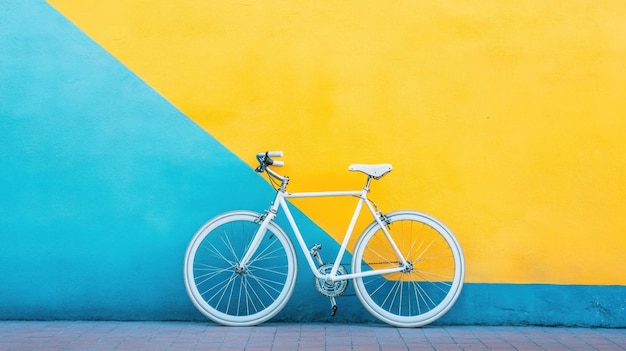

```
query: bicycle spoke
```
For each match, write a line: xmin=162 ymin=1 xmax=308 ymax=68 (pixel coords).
xmin=204 ymin=238 xmax=236 ymax=266
xmin=194 ymin=264 xmax=233 ymax=286
xmin=406 ymin=222 xmax=425 ymax=262
xmin=198 ymin=271 xmax=232 ymax=299
xmin=236 ymin=275 xmax=245 ymax=316
xmin=247 ymin=277 xmax=259 ymax=314
xmin=362 ymin=241 xmax=396 ymax=268
xmin=411 ymin=278 xmax=422 ymax=315
xmin=414 ymin=280 xmax=439 ymax=309
xmin=209 ymin=272 xmax=238 ymax=310
xmin=250 ymin=267 xmax=288 ymax=280
xmin=247 ymin=241 xmax=284 ymax=266
xmin=247 ymin=271 xmax=286 ymax=294
xmin=413 ymin=268 xmax=454 ymax=283
xmin=246 ymin=270 xmax=283 ymax=300
xmin=219 ymin=230 xmax=241 ymax=264
xmin=365 ymin=277 xmax=389 ymax=297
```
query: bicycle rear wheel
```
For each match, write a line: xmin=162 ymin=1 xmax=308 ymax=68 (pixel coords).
xmin=352 ymin=210 xmax=464 ymax=327
xmin=184 ymin=211 xmax=297 ymax=326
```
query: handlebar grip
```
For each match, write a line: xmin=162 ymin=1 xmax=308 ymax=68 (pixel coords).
xmin=266 ymin=151 xmax=283 ymax=157
xmin=272 ymin=161 xmax=284 ymax=167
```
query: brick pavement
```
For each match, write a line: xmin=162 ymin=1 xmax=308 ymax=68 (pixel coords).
xmin=0 ymin=321 xmax=624 ymax=351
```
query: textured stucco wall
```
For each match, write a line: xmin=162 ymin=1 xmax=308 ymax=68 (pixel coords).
xmin=1 ymin=0 xmax=625 ymax=326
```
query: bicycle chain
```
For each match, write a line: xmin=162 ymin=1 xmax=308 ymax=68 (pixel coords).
xmin=331 ymin=261 xmax=401 ymax=267
xmin=316 ymin=261 xmax=402 ymax=298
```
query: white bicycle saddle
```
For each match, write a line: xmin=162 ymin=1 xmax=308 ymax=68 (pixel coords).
xmin=348 ymin=164 xmax=392 ymax=178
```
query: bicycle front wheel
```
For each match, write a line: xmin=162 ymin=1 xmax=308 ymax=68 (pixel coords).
xmin=352 ymin=210 xmax=464 ymax=327
xmin=184 ymin=211 xmax=297 ymax=326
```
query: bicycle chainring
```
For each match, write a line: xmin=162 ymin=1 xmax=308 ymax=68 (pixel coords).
xmin=313 ymin=264 xmax=349 ymax=298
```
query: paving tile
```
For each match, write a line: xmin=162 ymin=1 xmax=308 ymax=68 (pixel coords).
xmin=0 ymin=321 xmax=625 ymax=351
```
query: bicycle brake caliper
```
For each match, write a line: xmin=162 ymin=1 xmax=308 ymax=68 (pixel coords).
xmin=377 ymin=211 xmax=391 ymax=227
xmin=255 ymin=211 xmax=276 ymax=240
xmin=255 ymin=211 xmax=267 ymax=224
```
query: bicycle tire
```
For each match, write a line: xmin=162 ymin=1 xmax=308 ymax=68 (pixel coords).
xmin=184 ymin=210 xmax=297 ymax=326
xmin=352 ymin=210 xmax=464 ymax=327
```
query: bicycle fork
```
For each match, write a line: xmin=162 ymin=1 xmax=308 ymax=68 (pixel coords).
xmin=237 ymin=209 xmax=277 ymax=273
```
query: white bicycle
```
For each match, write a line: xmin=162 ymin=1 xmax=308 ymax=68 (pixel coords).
xmin=184 ymin=151 xmax=464 ymax=327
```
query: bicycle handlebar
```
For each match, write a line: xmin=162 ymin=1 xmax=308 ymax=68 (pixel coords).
xmin=256 ymin=151 xmax=284 ymax=172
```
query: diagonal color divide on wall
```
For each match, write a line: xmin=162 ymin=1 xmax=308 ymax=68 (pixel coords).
xmin=46 ymin=0 xmax=626 ymax=285
xmin=3 ymin=0 xmax=353 ymax=321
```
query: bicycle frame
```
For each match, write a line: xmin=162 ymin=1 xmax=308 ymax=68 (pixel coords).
xmin=239 ymin=181 xmax=410 ymax=283
xmin=185 ymin=152 xmax=465 ymax=327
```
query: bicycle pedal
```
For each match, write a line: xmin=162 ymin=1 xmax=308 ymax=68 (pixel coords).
xmin=331 ymin=304 xmax=338 ymax=317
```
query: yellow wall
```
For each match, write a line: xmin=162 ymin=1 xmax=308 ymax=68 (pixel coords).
xmin=48 ymin=0 xmax=626 ymax=285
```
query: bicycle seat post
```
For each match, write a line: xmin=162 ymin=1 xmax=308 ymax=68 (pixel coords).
xmin=363 ymin=176 xmax=373 ymax=192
